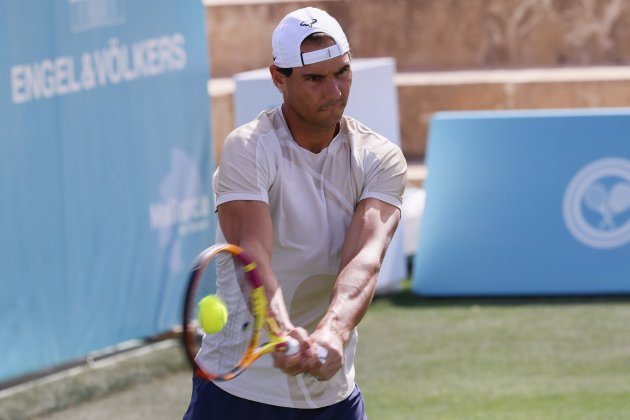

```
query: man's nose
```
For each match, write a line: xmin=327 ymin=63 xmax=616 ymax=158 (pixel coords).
xmin=323 ymin=76 xmax=342 ymax=99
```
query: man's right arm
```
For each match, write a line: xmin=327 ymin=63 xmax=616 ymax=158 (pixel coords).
xmin=217 ymin=200 xmax=318 ymax=374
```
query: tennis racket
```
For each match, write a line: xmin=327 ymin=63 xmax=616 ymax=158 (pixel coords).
xmin=182 ymin=243 xmax=326 ymax=381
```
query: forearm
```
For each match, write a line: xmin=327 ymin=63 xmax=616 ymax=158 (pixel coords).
xmin=218 ymin=200 xmax=294 ymax=331
xmin=317 ymin=255 xmax=379 ymax=345
xmin=237 ymin=236 xmax=294 ymax=331
xmin=316 ymin=198 xmax=401 ymax=346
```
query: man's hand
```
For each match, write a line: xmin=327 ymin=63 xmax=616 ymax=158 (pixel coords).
xmin=272 ymin=327 xmax=323 ymax=376
xmin=305 ymin=327 xmax=344 ymax=381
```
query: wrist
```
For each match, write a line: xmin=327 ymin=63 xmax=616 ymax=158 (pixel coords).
xmin=315 ymin=318 xmax=351 ymax=348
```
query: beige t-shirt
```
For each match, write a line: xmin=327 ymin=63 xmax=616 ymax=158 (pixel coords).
xmin=198 ymin=106 xmax=406 ymax=408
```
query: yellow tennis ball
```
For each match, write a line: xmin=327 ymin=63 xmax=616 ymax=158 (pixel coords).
xmin=198 ymin=295 xmax=228 ymax=334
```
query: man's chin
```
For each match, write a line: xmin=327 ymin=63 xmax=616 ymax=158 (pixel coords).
xmin=319 ymin=107 xmax=345 ymax=122
xmin=316 ymin=117 xmax=343 ymax=130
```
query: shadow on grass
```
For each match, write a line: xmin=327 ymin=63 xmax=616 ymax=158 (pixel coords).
xmin=373 ymin=285 xmax=630 ymax=309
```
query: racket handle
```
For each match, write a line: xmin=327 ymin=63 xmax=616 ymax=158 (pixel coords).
xmin=284 ymin=336 xmax=300 ymax=356
xmin=316 ymin=347 xmax=328 ymax=364
xmin=284 ymin=337 xmax=328 ymax=363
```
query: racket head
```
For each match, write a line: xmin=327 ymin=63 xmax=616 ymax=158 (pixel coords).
xmin=182 ymin=243 xmax=266 ymax=381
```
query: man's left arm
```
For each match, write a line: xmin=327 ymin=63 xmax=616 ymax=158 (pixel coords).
xmin=308 ymin=197 xmax=401 ymax=380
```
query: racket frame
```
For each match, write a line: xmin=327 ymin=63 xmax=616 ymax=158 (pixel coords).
xmin=182 ymin=243 xmax=291 ymax=381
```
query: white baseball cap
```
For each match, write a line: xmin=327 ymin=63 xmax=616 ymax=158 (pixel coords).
xmin=272 ymin=7 xmax=350 ymax=68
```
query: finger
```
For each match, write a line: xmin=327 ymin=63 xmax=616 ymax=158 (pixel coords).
xmin=312 ymin=347 xmax=340 ymax=380
xmin=315 ymin=345 xmax=328 ymax=364
xmin=288 ymin=327 xmax=313 ymax=352
xmin=272 ymin=348 xmax=300 ymax=370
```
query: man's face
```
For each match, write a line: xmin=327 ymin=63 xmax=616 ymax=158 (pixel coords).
xmin=277 ymin=39 xmax=352 ymax=131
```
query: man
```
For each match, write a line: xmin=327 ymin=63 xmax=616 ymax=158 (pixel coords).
xmin=184 ymin=7 xmax=406 ymax=419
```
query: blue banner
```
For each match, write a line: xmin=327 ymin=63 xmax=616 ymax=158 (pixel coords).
xmin=0 ymin=0 xmax=213 ymax=382
xmin=412 ymin=109 xmax=630 ymax=296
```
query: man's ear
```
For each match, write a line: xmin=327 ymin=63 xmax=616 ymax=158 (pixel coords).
xmin=269 ymin=65 xmax=285 ymax=92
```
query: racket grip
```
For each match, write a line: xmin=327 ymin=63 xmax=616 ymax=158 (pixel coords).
xmin=316 ymin=347 xmax=328 ymax=364
xmin=283 ymin=337 xmax=328 ymax=364
xmin=284 ymin=336 xmax=300 ymax=356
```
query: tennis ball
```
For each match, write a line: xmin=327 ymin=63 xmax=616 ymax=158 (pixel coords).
xmin=198 ymin=295 xmax=228 ymax=334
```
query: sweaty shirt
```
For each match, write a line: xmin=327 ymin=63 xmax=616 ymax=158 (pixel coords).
xmin=197 ymin=106 xmax=406 ymax=408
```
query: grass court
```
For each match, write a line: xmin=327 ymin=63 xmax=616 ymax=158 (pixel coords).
xmin=356 ymin=283 xmax=630 ymax=419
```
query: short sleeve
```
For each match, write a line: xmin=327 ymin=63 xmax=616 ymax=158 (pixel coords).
xmin=212 ymin=126 xmax=273 ymax=210
xmin=359 ymin=142 xmax=407 ymax=209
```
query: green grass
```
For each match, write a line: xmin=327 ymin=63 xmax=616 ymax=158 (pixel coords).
xmin=355 ymin=286 xmax=630 ymax=419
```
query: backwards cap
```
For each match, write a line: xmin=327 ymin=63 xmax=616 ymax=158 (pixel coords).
xmin=272 ymin=7 xmax=350 ymax=68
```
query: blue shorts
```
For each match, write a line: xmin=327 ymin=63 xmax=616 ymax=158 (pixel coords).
xmin=183 ymin=375 xmax=367 ymax=420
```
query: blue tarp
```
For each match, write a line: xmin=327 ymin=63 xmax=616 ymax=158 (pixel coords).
xmin=0 ymin=0 xmax=214 ymax=382
xmin=413 ymin=109 xmax=630 ymax=296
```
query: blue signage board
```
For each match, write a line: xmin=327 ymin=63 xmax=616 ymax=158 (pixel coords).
xmin=0 ymin=0 xmax=213 ymax=382
xmin=412 ymin=109 xmax=630 ymax=296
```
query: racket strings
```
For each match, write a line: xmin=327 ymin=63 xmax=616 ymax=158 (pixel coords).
xmin=184 ymin=245 xmax=272 ymax=380
xmin=208 ymin=251 xmax=254 ymax=371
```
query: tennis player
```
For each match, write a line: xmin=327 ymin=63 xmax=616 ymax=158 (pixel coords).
xmin=183 ymin=7 xmax=407 ymax=419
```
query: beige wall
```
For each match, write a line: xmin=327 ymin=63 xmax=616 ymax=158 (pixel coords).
xmin=205 ymin=0 xmax=630 ymax=159
xmin=207 ymin=0 xmax=630 ymax=77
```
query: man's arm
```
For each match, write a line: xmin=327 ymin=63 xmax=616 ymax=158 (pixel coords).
xmin=310 ymin=197 xmax=401 ymax=380
xmin=217 ymin=200 xmax=315 ymax=374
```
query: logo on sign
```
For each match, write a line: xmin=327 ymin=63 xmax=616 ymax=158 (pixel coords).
xmin=149 ymin=148 xmax=211 ymax=273
xmin=69 ymin=0 xmax=126 ymax=33
xmin=563 ymin=158 xmax=630 ymax=249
